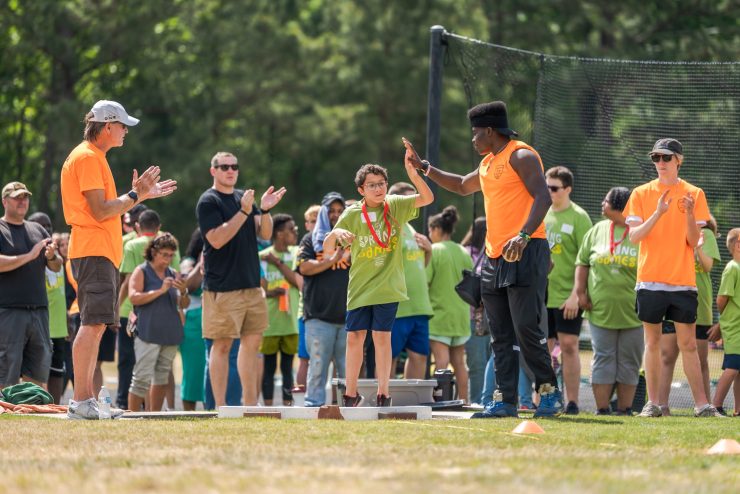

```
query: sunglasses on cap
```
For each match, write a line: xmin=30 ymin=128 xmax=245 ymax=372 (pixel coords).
xmin=650 ymin=154 xmax=673 ymax=163
xmin=214 ymin=164 xmax=239 ymax=171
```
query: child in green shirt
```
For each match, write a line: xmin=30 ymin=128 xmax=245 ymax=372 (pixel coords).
xmin=323 ymin=143 xmax=433 ymax=407
xmin=709 ymin=227 xmax=740 ymax=416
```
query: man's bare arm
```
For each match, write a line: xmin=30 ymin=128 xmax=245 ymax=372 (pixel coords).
xmin=509 ymin=149 xmax=552 ymax=234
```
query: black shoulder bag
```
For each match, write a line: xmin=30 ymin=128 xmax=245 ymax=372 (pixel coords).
xmin=455 ymin=251 xmax=485 ymax=307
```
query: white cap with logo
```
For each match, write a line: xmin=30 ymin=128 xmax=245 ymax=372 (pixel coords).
xmin=88 ymin=100 xmax=140 ymax=126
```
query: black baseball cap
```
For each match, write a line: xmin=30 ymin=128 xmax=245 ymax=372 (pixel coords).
xmin=649 ymin=138 xmax=682 ymax=156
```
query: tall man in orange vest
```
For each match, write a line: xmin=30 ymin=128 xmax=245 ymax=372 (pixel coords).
xmin=60 ymin=100 xmax=177 ymax=419
xmin=403 ymin=101 xmax=562 ymax=417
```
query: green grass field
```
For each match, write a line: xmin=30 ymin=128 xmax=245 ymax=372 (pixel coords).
xmin=1 ymin=414 xmax=737 ymax=494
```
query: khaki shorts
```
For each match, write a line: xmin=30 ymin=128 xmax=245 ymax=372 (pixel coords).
xmin=71 ymin=256 xmax=119 ymax=328
xmin=202 ymin=288 xmax=268 ymax=339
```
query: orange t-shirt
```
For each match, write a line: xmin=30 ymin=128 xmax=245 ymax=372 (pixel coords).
xmin=479 ymin=140 xmax=547 ymax=258
xmin=60 ymin=141 xmax=123 ymax=267
xmin=624 ymin=178 xmax=710 ymax=287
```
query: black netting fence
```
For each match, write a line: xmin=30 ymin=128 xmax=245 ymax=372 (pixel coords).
xmin=442 ymin=31 xmax=739 ymax=411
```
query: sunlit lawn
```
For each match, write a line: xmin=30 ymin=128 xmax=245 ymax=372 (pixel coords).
xmin=0 ymin=413 xmax=737 ymax=494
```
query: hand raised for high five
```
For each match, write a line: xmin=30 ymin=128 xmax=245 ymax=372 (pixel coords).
xmin=402 ymin=137 xmax=425 ymax=171
xmin=131 ymin=166 xmax=178 ymax=201
xmin=260 ymin=186 xmax=287 ymax=212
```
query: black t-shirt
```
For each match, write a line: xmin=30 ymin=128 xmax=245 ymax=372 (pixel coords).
xmin=0 ymin=219 xmax=50 ymax=308
xmin=296 ymin=232 xmax=349 ymax=324
xmin=196 ymin=188 xmax=262 ymax=292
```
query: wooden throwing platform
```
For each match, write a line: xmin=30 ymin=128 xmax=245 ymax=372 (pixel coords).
xmin=218 ymin=405 xmax=432 ymax=420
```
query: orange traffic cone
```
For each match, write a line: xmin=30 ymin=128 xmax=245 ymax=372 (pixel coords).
xmin=512 ymin=420 xmax=545 ymax=434
xmin=707 ymin=439 xmax=740 ymax=455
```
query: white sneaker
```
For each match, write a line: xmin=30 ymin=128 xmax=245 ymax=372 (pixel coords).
xmin=638 ymin=401 xmax=663 ymax=418
xmin=694 ymin=404 xmax=726 ymax=418
xmin=67 ymin=398 xmax=100 ymax=420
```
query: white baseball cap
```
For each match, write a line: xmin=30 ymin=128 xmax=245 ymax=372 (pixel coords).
xmin=88 ymin=100 xmax=140 ymax=126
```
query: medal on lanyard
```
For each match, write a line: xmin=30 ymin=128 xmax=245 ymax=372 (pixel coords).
xmin=609 ymin=222 xmax=629 ymax=262
xmin=361 ymin=201 xmax=391 ymax=249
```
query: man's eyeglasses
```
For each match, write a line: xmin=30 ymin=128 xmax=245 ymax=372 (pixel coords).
xmin=547 ymin=185 xmax=563 ymax=192
xmin=363 ymin=181 xmax=387 ymax=192
xmin=650 ymin=154 xmax=673 ymax=163
xmin=215 ymin=164 xmax=239 ymax=171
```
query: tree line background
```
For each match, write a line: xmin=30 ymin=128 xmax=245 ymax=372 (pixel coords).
xmin=1 ymin=0 xmax=738 ymax=246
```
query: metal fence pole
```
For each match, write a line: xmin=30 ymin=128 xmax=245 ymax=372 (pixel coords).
xmin=423 ymin=25 xmax=446 ymax=232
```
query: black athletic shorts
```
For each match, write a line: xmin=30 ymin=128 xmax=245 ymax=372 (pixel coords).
xmin=636 ymin=289 xmax=697 ymax=324
xmin=547 ymin=307 xmax=583 ymax=337
xmin=661 ymin=321 xmax=711 ymax=340
xmin=49 ymin=337 xmax=67 ymax=378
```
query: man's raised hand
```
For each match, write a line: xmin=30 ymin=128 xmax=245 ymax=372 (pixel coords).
xmin=241 ymin=189 xmax=255 ymax=213
xmin=132 ymin=166 xmax=177 ymax=201
xmin=656 ymin=189 xmax=671 ymax=216
xmin=260 ymin=186 xmax=287 ymax=212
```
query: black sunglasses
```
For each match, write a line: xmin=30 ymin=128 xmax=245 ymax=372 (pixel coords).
xmin=547 ymin=185 xmax=563 ymax=192
xmin=650 ymin=154 xmax=673 ymax=163
xmin=215 ymin=164 xmax=239 ymax=171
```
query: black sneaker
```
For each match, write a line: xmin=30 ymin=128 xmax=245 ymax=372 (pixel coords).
xmin=376 ymin=394 xmax=392 ymax=407
xmin=565 ymin=401 xmax=580 ymax=415
xmin=342 ymin=393 xmax=364 ymax=407
xmin=595 ymin=408 xmax=611 ymax=416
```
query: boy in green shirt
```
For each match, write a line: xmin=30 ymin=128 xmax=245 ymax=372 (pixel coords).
xmin=259 ymin=213 xmax=302 ymax=406
xmin=544 ymin=166 xmax=593 ymax=415
xmin=709 ymin=227 xmax=740 ymax=416
xmin=324 ymin=148 xmax=433 ymax=407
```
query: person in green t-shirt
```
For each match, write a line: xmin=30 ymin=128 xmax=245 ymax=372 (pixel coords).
xmin=324 ymin=155 xmax=434 ymax=407
xmin=658 ymin=217 xmax=721 ymax=416
xmin=575 ymin=187 xmax=643 ymax=415
xmin=709 ymin=228 xmax=740 ymax=416
xmin=544 ymin=165 xmax=593 ymax=415
xmin=258 ymin=213 xmax=302 ymax=406
xmin=388 ymin=182 xmax=433 ymax=380
xmin=427 ymin=206 xmax=473 ymax=403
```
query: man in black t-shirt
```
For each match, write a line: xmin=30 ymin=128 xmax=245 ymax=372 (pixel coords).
xmin=196 ymin=152 xmax=286 ymax=407
xmin=296 ymin=191 xmax=350 ymax=406
xmin=0 ymin=182 xmax=63 ymax=388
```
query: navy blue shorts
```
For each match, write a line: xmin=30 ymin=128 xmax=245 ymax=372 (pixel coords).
xmin=722 ymin=353 xmax=740 ymax=371
xmin=297 ymin=317 xmax=309 ymax=360
xmin=345 ymin=303 xmax=399 ymax=332
xmin=391 ymin=315 xmax=430 ymax=357
xmin=661 ymin=321 xmax=711 ymax=340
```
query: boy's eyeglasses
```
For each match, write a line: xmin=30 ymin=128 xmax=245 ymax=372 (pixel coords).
xmin=363 ymin=181 xmax=387 ymax=192
xmin=650 ymin=154 xmax=673 ymax=163
xmin=215 ymin=164 xmax=239 ymax=171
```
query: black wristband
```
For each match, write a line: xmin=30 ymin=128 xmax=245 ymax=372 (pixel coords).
xmin=239 ymin=209 xmax=250 ymax=216
xmin=259 ymin=208 xmax=271 ymax=214
xmin=127 ymin=190 xmax=138 ymax=202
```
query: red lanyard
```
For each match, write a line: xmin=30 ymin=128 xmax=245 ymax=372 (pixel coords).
xmin=361 ymin=201 xmax=391 ymax=249
xmin=609 ymin=222 xmax=629 ymax=256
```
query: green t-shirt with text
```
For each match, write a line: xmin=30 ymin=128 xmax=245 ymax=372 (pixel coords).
xmin=119 ymin=234 xmax=181 ymax=318
xmin=260 ymin=245 xmax=300 ymax=337
xmin=396 ymin=224 xmax=433 ymax=318
xmin=576 ymin=220 xmax=641 ymax=329
xmin=546 ymin=202 xmax=593 ymax=308
xmin=718 ymin=260 xmax=740 ymax=355
xmin=694 ymin=228 xmax=721 ymax=326
xmin=333 ymin=194 xmax=417 ymax=311
xmin=45 ymin=268 xmax=68 ymax=338
xmin=427 ymin=240 xmax=473 ymax=338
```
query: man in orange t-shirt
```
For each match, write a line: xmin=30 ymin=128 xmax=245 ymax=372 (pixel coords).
xmin=60 ymin=100 xmax=177 ymax=420
xmin=403 ymin=101 xmax=562 ymax=418
xmin=625 ymin=138 xmax=721 ymax=418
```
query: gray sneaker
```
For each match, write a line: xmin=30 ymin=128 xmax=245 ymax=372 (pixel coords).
xmin=638 ymin=401 xmax=662 ymax=418
xmin=67 ymin=398 xmax=100 ymax=420
xmin=694 ymin=404 xmax=726 ymax=418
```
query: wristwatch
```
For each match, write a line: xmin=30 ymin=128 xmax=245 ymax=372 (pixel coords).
xmin=127 ymin=190 xmax=138 ymax=202
xmin=259 ymin=207 xmax=272 ymax=214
